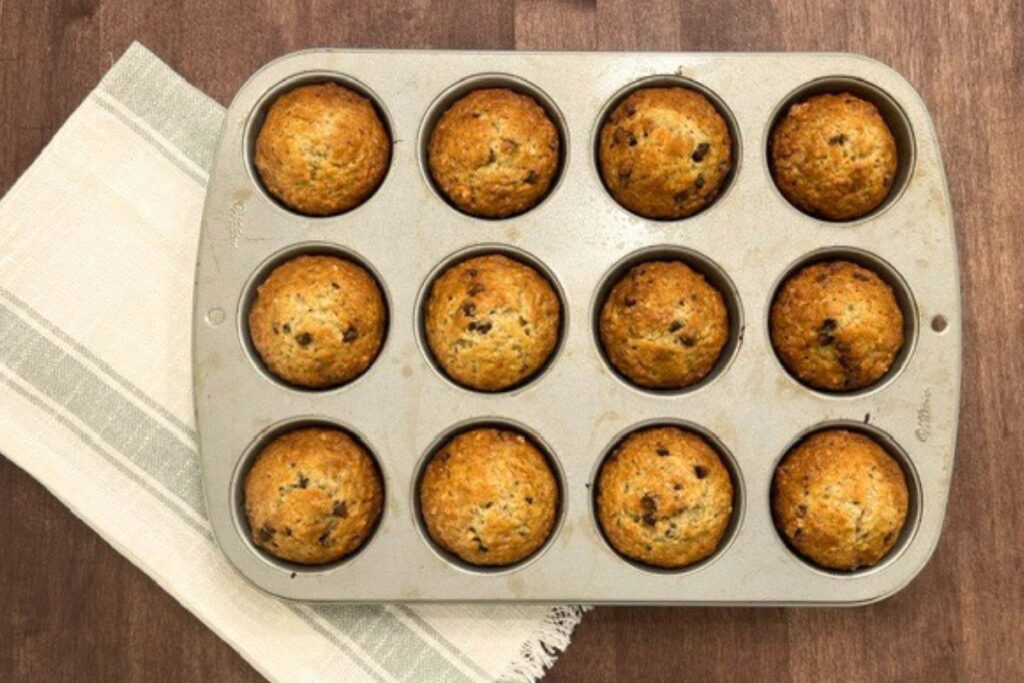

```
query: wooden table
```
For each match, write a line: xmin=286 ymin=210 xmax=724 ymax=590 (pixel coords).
xmin=1 ymin=1 xmax=1020 ymax=680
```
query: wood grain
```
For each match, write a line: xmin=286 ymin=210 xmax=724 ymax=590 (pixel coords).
xmin=1 ymin=1 xmax=1021 ymax=680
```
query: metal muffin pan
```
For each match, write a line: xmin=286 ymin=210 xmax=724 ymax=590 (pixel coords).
xmin=193 ymin=50 xmax=960 ymax=604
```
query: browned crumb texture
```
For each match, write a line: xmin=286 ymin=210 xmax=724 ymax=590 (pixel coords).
xmin=599 ymin=260 xmax=729 ymax=389
xmin=772 ymin=429 xmax=909 ymax=571
xmin=244 ymin=427 xmax=383 ymax=565
xmin=255 ymin=82 xmax=390 ymax=216
xmin=419 ymin=428 xmax=559 ymax=566
xmin=248 ymin=254 xmax=387 ymax=389
xmin=427 ymin=88 xmax=560 ymax=218
xmin=771 ymin=92 xmax=898 ymax=220
xmin=425 ymin=254 xmax=561 ymax=391
xmin=596 ymin=426 xmax=734 ymax=569
xmin=598 ymin=86 xmax=732 ymax=219
xmin=770 ymin=260 xmax=904 ymax=391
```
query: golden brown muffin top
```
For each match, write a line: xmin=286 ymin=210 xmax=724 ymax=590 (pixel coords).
xmin=771 ymin=92 xmax=898 ymax=220
xmin=770 ymin=260 xmax=904 ymax=391
xmin=419 ymin=427 xmax=559 ymax=567
xmin=599 ymin=260 xmax=729 ymax=389
xmin=773 ymin=429 xmax=909 ymax=571
xmin=598 ymin=86 xmax=733 ymax=219
xmin=244 ymin=427 xmax=383 ymax=565
xmin=248 ymin=254 xmax=387 ymax=389
xmin=596 ymin=426 xmax=734 ymax=569
xmin=425 ymin=254 xmax=561 ymax=391
xmin=255 ymin=82 xmax=390 ymax=216
xmin=427 ymin=88 xmax=560 ymax=218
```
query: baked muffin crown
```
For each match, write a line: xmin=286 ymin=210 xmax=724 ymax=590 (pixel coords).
xmin=596 ymin=426 xmax=734 ymax=569
xmin=427 ymin=88 xmax=560 ymax=218
xmin=599 ymin=260 xmax=729 ymax=389
xmin=772 ymin=429 xmax=910 ymax=571
xmin=243 ymin=427 xmax=383 ymax=565
xmin=424 ymin=254 xmax=561 ymax=391
xmin=599 ymin=86 xmax=733 ymax=219
xmin=770 ymin=260 xmax=904 ymax=391
xmin=248 ymin=254 xmax=387 ymax=388
xmin=418 ymin=427 xmax=559 ymax=566
xmin=770 ymin=92 xmax=898 ymax=220
xmin=254 ymin=82 xmax=390 ymax=216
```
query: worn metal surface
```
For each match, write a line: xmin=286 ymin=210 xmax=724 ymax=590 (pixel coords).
xmin=193 ymin=50 xmax=960 ymax=603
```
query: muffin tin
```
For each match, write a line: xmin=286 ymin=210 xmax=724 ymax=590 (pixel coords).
xmin=193 ymin=50 xmax=960 ymax=604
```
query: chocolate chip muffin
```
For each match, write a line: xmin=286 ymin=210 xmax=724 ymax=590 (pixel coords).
xmin=773 ymin=429 xmax=909 ymax=571
xmin=771 ymin=93 xmax=898 ymax=220
xmin=599 ymin=260 xmax=729 ymax=389
xmin=419 ymin=427 xmax=559 ymax=566
xmin=427 ymin=88 xmax=560 ymax=218
xmin=771 ymin=260 xmax=904 ymax=391
xmin=248 ymin=254 xmax=387 ymax=388
xmin=424 ymin=254 xmax=561 ymax=391
xmin=254 ymin=82 xmax=390 ymax=216
xmin=598 ymin=86 xmax=733 ymax=219
xmin=244 ymin=427 xmax=383 ymax=565
xmin=596 ymin=426 xmax=734 ymax=569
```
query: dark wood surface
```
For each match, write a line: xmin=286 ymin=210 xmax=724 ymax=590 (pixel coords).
xmin=2 ymin=1 xmax=1021 ymax=680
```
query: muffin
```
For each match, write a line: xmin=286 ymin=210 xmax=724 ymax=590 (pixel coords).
xmin=254 ymin=82 xmax=390 ymax=216
xmin=596 ymin=426 xmax=734 ymax=569
xmin=773 ymin=429 xmax=909 ymax=571
xmin=598 ymin=87 xmax=732 ymax=219
xmin=771 ymin=92 xmax=898 ymax=220
xmin=424 ymin=254 xmax=561 ymax=391
xmin=419 ymin=427 xmax=559 ymax=566
xmin=248 ymin=254 xmax=387 ymax=388
xmin=770 ymin=260 xmax=904 ymax=391
xmin=427 ymin=88 xmax=560 ymax=218
xmin=244 ymin=427 xmax=383 ymax=565
xmin=599 ymin=260 xmax=729 ymax=389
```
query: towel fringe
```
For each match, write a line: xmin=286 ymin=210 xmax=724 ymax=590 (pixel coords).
xmin=496 ymin=605 xmax=591 ymax=683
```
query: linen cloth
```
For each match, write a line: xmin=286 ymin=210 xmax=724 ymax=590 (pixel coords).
xmin=0 ymin=42 xmax=585 ymax=683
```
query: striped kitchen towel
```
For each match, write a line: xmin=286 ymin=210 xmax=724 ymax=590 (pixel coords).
xmin=0 ymin=42 xmax=585 ymax=683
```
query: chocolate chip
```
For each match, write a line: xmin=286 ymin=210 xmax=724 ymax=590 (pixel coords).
xmin=793 ymin=528 xmax=804 ymax=539
xmin=332 ymin=501 xmax=348 ymax=518
xmin=624 ymin=297 xmax=636 ymax=307
xmin=283 ymin=527 xmax=292 ymax=536
xmin=462 ymin=303 xmax=476 ymax=317
xmin=853 ymin=272 xmax=870 ymax=282
xmin=468 ymin=283 xmax=485 ymax=296
xmin=331 ymin=282 xmax=340 ymax=289
xmin=525 ymin=496 xmax=534 ymax=504
xmin=656 ymin=447 xmax=670 ymax=457
xmin=295 ymin=332 xmax=313 ymax=346
xmin=258 ymin=525 xmax=274 ymax=542
xmin=318 ymin=530 xmax=331 ymax=546
xmin=343 ymin=326 xmax=358 ymax=343
xmin=691 ymin=142 xmax=710 ymax=162
xmin=668 ymin=321 xmax=683 ymax=332
xmin=467 ymin=269 xmax=478 ymax=277
xmin=796 ymin=504 xmax=807 ymax=518
xmin=282 ymin=323 xmax=291 ymax=334
xmin=628 ymin=133 xmax=637 ymax=146
xmin=674 ymin=189 xmax=689 ymax=203
xmin=695 ymin=174 xmax=705 ymax=189
xmin=470 ymin=321 xmax=492 ymax=334
xmin=829 ymin=134 xmax=847 ymax=145
xmin=884 ymin=531 xmax=894 ymax=543
xmin=818 ymin=318 xmax=838 ymax=346
xmin=525 ymin=170 xmax=538 ymax=184
xmin=297 ymin=474 xmax=309 ymax=488
xmin=694 ymin=465 xmax=708 ymax=479
xmin=640 ymin=494 xmax=657 ymax=525
xmin=272 ymin=324 xmax=279 ymax=335
xmin=679 ymin=335 xmax=697 ymax=347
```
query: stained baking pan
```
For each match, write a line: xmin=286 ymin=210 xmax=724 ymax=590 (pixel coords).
xmin=193 ymin=50 xmax=960 ymax=603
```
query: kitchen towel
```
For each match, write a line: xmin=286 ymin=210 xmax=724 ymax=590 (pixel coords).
xmin=0 ymin=42 xmax=585 ymax=683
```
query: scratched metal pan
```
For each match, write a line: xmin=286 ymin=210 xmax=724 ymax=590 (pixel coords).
xmin=193 ymin=50 xmax=960 ymax=604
